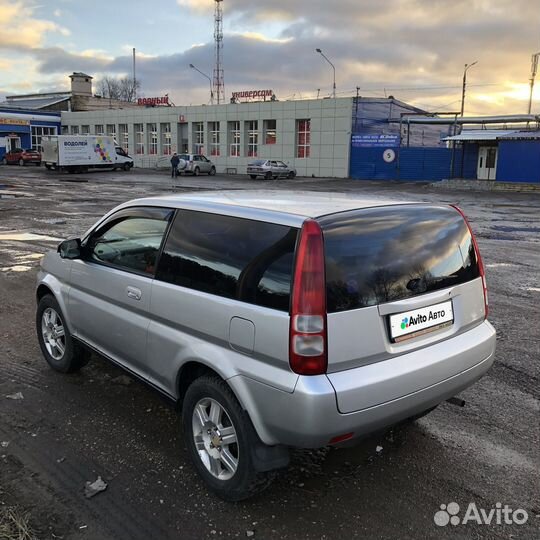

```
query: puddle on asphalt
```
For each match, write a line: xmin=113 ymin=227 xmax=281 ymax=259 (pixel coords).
xmin=1 ymin=265 xmax=32 ymax=272
xmin=0 ymin=232 xmax=61 ymax=242
xmin=16 ymin=253 xmax=43 ymax=260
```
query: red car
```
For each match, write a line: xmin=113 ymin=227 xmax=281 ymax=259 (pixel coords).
xmin=2 ymin=148 xmax=41 ymax=166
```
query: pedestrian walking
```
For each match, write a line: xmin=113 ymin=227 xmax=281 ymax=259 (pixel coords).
xmin=170 ymin=152 xmax=180 ymax=178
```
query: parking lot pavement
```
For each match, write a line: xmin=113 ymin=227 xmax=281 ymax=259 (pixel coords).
xmin=1 ymin=166 xmax=539 ymax=539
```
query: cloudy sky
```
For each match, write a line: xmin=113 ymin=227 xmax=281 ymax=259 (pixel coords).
xmin=1 ymin=0 xmax=539 ymax=115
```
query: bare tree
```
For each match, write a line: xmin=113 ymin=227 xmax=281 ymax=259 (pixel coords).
xmin=118 ymin=77 xmax=140 ymax=102
xmin=96 ymin=76 xmax=141 ymax=102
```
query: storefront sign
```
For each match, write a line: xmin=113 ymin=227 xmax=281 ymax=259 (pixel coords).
xmin=232 ymin=89 xmax=274 ymax=101
xmin=137 ymin=96 xmax=169 ymax=106
xmin=0 ymin=118 xmax=30 ymax=126
xmin=352 ymin=134 xmax=400 ymax=148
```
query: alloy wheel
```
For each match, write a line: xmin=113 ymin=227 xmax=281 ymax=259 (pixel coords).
xmin=192 ymin=398 xmax=239 ymax=480
xmin=41 ymin=307 xmax=66 ymax=360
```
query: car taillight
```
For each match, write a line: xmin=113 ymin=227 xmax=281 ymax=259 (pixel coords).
xmin=451 ymin=205 xmax=489 ymax=318
xmin=289 ymin=219 xmax=327 ymax=375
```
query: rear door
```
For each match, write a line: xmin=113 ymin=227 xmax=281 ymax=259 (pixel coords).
xmin=320 ymin=204 xmax=485 ymax=374
xmin=68 ymin=207 xmax=173 ymax=374
xmin=147 ymin=210 xmax=299 ymax=395
xmin=200 ymin=155 xmax=212 ymax=173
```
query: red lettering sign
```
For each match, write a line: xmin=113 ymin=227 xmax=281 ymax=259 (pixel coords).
xmin=137 ymin=96 xmax=170 ymax=106
xmin=231 ymin=89 xmax=274 ymax=101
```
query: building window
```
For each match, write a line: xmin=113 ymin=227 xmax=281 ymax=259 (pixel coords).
xmin=118 ymin=124 xmax=129 ymax=151
xmin=263 ymin=119 xmax=277 ymax=145
xmin=81 ymin=125 xmax=90 ymax=135
xmin=228 ymin=121 xmax=240 ymax=157
xmin=193 ymin=122 xmax=204 ymax=154
xmin=246 ymin=121 xmax=258 ymax=157
xmin=70 ymin=125 xmax=79 ymax=135
xmin=209 ymin=121 xmax=220 ymax=156
xmin=95 ymin=124 xmax=104 ymax=136
xmin=106 ymin=124 xmax=116 ymax=139
xmin=61 ymin=126 xmax=68 ymax=135
xmin=161 ymin=123 xmax=172 ymax=155
xmin=148 ymin=123 xmax=158 ymax=155
xmin=135 ymin=123 xmax=145 ymax=154
xmin=296 ymin=119 xmax=311 ymax=158
xmin=31 ymin=126 xmax=57 ymax=151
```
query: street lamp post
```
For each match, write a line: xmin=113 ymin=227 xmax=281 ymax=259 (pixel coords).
xmin=189 ymin=63 xmax=214 ymax=105
xmin=460 ymin=61 xmax=478 ymax=117
xmin=315 ymin=48 xmax=336 ymax=99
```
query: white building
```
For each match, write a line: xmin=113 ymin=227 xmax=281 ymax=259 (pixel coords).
xmin=60 ymin=97 xmax=354 ymax=177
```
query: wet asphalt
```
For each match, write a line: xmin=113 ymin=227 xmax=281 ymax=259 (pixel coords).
xmin=0 ymin=165 xmax=539 ymax=539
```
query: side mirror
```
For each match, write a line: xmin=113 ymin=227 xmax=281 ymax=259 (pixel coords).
xmin=58 ymin=238 xmax=82 ymax=259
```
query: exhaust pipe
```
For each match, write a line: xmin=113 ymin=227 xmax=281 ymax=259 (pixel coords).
xmin=446 ymin=396 xmax=466 ymax=407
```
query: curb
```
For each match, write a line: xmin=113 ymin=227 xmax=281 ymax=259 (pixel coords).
xmin=431 ymin=179 xmax=540 ymax=193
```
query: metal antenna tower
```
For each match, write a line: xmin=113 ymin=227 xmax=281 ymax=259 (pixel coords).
xmin=528 ymin=51 xmax=540 ymax=114
xmin=213 ymin=0 xmax=225 ymax=104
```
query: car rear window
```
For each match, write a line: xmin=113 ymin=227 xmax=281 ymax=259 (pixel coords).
xmin=320 ymin=205 xmax=480 ymax=313
xmin=249 ymin=160 xmax=266 ymax=166
xmin=156 ymin=210 xmax=298 ymax=311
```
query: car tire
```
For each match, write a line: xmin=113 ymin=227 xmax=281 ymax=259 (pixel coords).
xmin=209 ymin=166 xmax=216 ymax=176
xmin=288 ymin=171 xmax=296 ymax=179
xmin=1 ymin=158 xmax=7 ymax=166
xmin=36 ymin=162 xmax=41 ymax=167
xmin=182 ymin=376 xmax=276 ymax=501
xmin=36 ymin=294 xmax=90 ymax=373
xmin=19 ymin=159 xmax=25 ymax=166
xmin=264 ymin=171 xmax=272 ymax=180
xmin=249 ymin=175 xmax=257 ymax=180
xmin=123 ymin=162 xmax=131 ymax=171
xmin=194 ymin=166 xmax=200 ymax=176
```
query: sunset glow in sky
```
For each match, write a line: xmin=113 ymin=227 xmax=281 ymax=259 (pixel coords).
xmin=1 ymin=0 xmax=539 ymax=115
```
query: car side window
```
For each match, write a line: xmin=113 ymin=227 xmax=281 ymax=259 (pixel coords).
xmin=156 ymin=210 xmax=298 ymax=311
xmin=86 ymin=208 xmax=173 ymax=276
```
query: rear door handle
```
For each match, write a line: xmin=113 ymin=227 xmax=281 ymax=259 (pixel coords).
xmin=126 ymin=286 xmax=142 ymax=301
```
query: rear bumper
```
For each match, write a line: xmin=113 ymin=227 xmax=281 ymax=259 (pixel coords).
xmin=232 ymin=321 xmax=496 ymax=447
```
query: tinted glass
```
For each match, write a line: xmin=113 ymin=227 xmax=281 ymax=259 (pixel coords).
xmin=87 ymin=208 xmax=172 ymax=276
xmin=320 ymin=205 xmax=480 ymax=313
xmin=157 ymin=211 xmax=298 ymax=311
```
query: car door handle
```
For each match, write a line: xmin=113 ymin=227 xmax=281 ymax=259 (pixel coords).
xmin=126 ymin=286 xmax=142 ymax=301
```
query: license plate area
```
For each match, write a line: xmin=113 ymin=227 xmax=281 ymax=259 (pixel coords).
xmin=388 ymin=300 xmax=454 ymax=343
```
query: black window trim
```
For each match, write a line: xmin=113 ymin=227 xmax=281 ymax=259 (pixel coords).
xmin=81 ymin=205 xmax=176 ymax=279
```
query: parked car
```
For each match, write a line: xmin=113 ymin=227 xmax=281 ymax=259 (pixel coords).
xmin=2 ymin=148 xmax=41 ymax=166
xmin=177 ymin=154 xmax=216 ymax=176
xmin=247 ymin=159 xmax=296 ymax=180
xmin=36 ymin=192 xmax=495 ymax=501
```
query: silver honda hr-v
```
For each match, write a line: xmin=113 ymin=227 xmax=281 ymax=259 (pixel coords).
xmin=36 ymin=191 xmax=496 ymax=501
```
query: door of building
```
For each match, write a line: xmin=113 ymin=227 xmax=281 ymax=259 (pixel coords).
xmin=8 ymin=136 xmax=21 ymax=151
xmin=477 ymin=146 xmax=498 ymax=180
